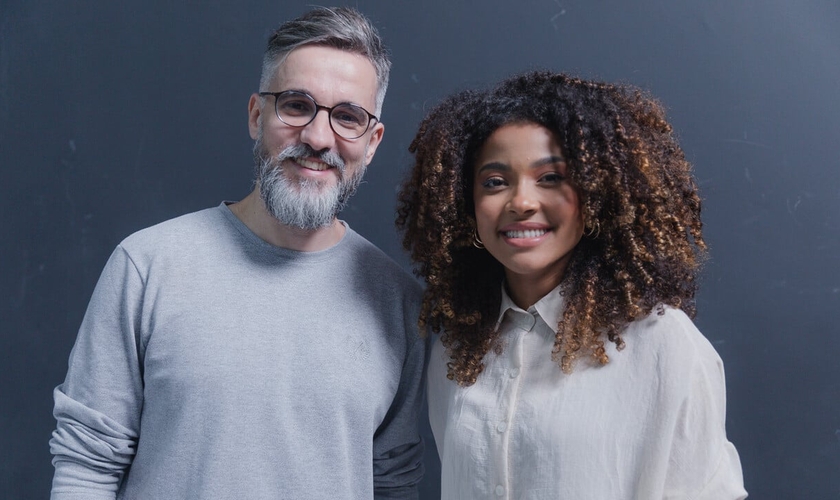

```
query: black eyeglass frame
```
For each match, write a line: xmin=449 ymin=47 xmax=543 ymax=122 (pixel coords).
xmin=258 ymin=90 xmax=379 ymax=140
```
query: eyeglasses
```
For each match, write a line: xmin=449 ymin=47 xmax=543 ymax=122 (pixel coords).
xmin=258 ymin=90 xmax=379 ymax=140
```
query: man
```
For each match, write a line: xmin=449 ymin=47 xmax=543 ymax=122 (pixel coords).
xmin=49 ymin=7 xmax=426 ymax=499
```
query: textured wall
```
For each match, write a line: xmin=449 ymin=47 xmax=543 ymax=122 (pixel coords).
xmin=2 ymin=1 xmax=838 ymax=498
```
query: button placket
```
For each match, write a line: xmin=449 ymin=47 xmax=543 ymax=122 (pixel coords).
xmin=502 ymin=313 xmax=531 ymax=500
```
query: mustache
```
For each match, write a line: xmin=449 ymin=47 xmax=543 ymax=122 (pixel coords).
xmin=274 ymin=144 xmax=346 ymax=176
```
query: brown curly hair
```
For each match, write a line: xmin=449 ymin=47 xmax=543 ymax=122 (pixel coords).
xmin=396 ymin=71 xmax=707 ymax=386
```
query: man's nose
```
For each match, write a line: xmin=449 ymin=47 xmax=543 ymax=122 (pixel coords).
xmin=299 ymin=108 xmax=336 ymax=152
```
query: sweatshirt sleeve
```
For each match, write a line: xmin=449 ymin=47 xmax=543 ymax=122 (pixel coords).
xmin=50 ymin=246 xmax=146 ymax=499
xmin=371 ymin=327 xmax=428 ymax=500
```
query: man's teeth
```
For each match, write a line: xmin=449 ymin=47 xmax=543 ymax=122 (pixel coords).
xmin=504 ymin=229 xmax=547 ymax=239
xmin=297 ymin=158 xmax=328 ymax=171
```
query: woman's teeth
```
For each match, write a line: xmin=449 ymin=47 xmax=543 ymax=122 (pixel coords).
xmin=503 ymin=229 xmax=547 ymax=239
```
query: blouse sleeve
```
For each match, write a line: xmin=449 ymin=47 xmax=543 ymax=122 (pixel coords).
xmin=425 ymin=336 xmax=452 ymax=462
xmin=663 ymin=325 xmax=747 ymax=500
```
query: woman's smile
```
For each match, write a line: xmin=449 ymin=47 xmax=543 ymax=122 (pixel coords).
xmin=473 ymin=122 xmax=584 ymax=308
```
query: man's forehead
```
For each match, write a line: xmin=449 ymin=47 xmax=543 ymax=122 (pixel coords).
xmin=272 ymin=45 xmax=378 ymax=107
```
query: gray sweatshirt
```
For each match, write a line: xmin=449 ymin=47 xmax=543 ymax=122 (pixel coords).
xmin=50 ymin=203 xmax=426 ymax=499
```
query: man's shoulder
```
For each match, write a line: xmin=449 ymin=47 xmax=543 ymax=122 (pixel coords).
xmin=119 ymin=205 xmax=227 ymax=254
xmin=343 ymin=228 xmax=423 ymax=295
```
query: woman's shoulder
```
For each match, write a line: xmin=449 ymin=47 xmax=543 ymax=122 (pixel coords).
xmin=429 ymin=334 xmax=449 ymax=375
xmin=623 ymin=305 xmax=724 ymax=375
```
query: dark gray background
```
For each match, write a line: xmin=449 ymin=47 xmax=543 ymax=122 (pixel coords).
xmin=2 ymin=1 xmax=839 ymax=498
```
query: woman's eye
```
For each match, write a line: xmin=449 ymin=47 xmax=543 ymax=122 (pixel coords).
xmin=481 ymin=177 xmax=506 ymax=189
xmin=540 ymin=173 xmax=565 ymax=184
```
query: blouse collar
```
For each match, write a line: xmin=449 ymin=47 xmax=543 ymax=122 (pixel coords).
xmin=496 ymin=282 xmax=566 ymax=333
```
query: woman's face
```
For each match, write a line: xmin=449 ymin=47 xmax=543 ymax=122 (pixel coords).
xmin=473 ymin=122 xmax=584 ymax=293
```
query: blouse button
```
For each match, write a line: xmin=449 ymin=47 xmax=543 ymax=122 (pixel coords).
xmin=495 ymin=485 xmax=505 ymax=496
xmin=496 ymin=421 xmax=507 ymax=433
xmin=509 ymin=368 xmax=520 ymax=378
xmin=524 ymin=314 xmax=536 ymax=330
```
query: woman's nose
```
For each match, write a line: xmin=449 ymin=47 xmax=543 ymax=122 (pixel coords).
xmin=507 ymin=183 xmax=539 ymax=215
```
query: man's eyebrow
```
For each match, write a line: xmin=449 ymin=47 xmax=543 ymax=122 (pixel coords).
xmin=476 ymin=155 xmax=565 ymax=175
xmin=276 ymin=88 xmax=369 ymax=108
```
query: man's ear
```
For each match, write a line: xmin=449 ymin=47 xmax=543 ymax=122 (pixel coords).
xmin=364 ymin=121 xmax=385 ymax=165
xmin=248 ymin=94 xmax=262 ymax=140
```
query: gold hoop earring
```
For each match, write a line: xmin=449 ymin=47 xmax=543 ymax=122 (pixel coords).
xmin=472 ymin=228 xmax=485 ymax=249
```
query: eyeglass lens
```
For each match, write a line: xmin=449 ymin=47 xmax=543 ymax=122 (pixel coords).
xmin=275 ymin=93 xmax=371 ymax=139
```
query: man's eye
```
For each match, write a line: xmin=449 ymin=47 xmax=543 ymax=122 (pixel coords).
xmin=333 ymin=112 xmax=363 ymax=125
xmin=279 ymin=99 xmax=313 ymax=115
xmin=332 ymin=106 xmax=366 ymax=126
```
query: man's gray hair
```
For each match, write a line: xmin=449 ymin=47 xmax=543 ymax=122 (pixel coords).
xmin=259 ymin=6 xmax=391 ymax=115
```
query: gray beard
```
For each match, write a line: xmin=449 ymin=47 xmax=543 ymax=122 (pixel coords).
xmin=253 ymin=138 xmax=367 ymax=231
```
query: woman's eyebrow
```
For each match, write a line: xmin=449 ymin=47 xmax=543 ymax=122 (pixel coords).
xmin=476 ymin=162 xmax=511 ymax=175
xmin=476 ymin=155 xmax=565 ymax=175
xmin=532 ymin=155 xmax=565 ymax=168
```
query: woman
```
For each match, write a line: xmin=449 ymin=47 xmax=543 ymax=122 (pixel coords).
xmin=397 ymin=72 xmax=747 ymax=499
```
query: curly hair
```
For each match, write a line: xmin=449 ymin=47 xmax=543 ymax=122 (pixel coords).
xmin=396 ymin=71 xmax=706 ymax=386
